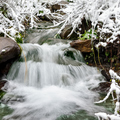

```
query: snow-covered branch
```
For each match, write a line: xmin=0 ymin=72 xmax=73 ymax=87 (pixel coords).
xmin=0 ymin=0 xmax=64 ymax=40
xmin=60 ymin=0 xmax=120 ymax=47
xmin=95 ymin=69 xmax=120 ymax=120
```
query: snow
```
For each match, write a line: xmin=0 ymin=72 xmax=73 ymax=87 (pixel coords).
xmin=109 ymin=69 xmax=120 ymax=80
xmin=1 ymin=49 xmax=6 ymax=52
xmin=95 ymin=113 xmax=120 ymax=120
xmin=95 ymin=42 xmax=107 ymax=48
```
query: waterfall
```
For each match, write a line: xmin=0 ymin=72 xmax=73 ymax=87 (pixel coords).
xmin=1 ymin=42 xmax=105 ymax=120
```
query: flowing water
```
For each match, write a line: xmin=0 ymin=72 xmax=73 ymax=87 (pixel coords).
xmin=0 ymin=20 xmax=107 ymax=120
xmin=0 ymin=0 xmax=119 ymax=119
xmin=0 ymin=41 xmax=107 ymax=120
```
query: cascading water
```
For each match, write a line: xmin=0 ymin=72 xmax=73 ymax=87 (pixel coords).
xmin=1 ymin=42 xmax=105 ymax=120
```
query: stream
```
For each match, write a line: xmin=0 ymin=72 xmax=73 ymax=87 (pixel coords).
xmin=0 ymin=24 xmax=110 ymax=120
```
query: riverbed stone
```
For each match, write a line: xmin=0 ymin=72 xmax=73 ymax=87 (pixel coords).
xmin=70 ymin=40 xmax=91 ymax=52
xmin=0 ymin=37 xmax=21 ymax=79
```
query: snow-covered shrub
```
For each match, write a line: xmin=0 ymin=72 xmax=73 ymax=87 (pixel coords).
xmin=0 ymin=0 xmax=58 ymax=40
xmin=59 ymin=0 xmax=120 ymax=47
xmin=95 ymin=69 xmax=120 ymax=120
xmin=0 ymin=0 xmax=24 ymax=40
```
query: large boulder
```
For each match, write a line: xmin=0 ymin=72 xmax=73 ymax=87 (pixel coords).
xmin=0 ymin=37 xmax=21 ymax=63
xmin=70 ymin=40 xmax=92 ymax=52
xmin=0 ymin=37 xmax=21 ymax=78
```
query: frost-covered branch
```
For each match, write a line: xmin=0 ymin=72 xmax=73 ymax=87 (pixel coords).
xmin=0 ymin=0 xmax=67 ymax=40
xmin=60 ymin=0 xmax=120 ymax=47
xmin=95 ymin=69 xmax=120 ymax=120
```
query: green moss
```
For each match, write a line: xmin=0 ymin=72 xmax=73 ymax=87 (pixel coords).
xmin=15 ymin=36 xmax=23 ymax=43
xmin=0 ymin=90 xmax=6 ymax=99
xmin=15 ymin=32 xmax=25 ymax=44
xmin=64 ymin=51 xmax=75 ymax=60
xmin=17 ymin=43 xmax=22 ymax=58
xmin=39 ymin=10 xmax=43 ymax=14
xmin=78 ymin=29 xmax=98 ymax=40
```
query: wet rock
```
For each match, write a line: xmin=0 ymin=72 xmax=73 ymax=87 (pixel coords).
xmin=60 ymin=25 xmax=78 ymax=40
xmin=50 ymin=1 xmax=69 ymax=12
xmin=92 ymin=82 xmax=111 ymax=93
xmin=101 ymin=69 xmax=111 ymax=81
xmin=38 ymin=14 xmax=56 ymax=22
xmin=70 ymin=40 xmax=91 ymax=52
xmin=0 ymin=37 xmax=21 ymax=63
xmin=116 ymin=69 xmax=120 ymax=77
xmin=0 ymin=80 xmax=7 ymax=90
xmin=0 ymin=37 xmax=21 ymax=78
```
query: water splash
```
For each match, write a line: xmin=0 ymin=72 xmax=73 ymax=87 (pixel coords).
xmin=1 ymin=81 xmax=103 ymax=120
xmin=7 ymin=43 xmax=98 ymax=87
